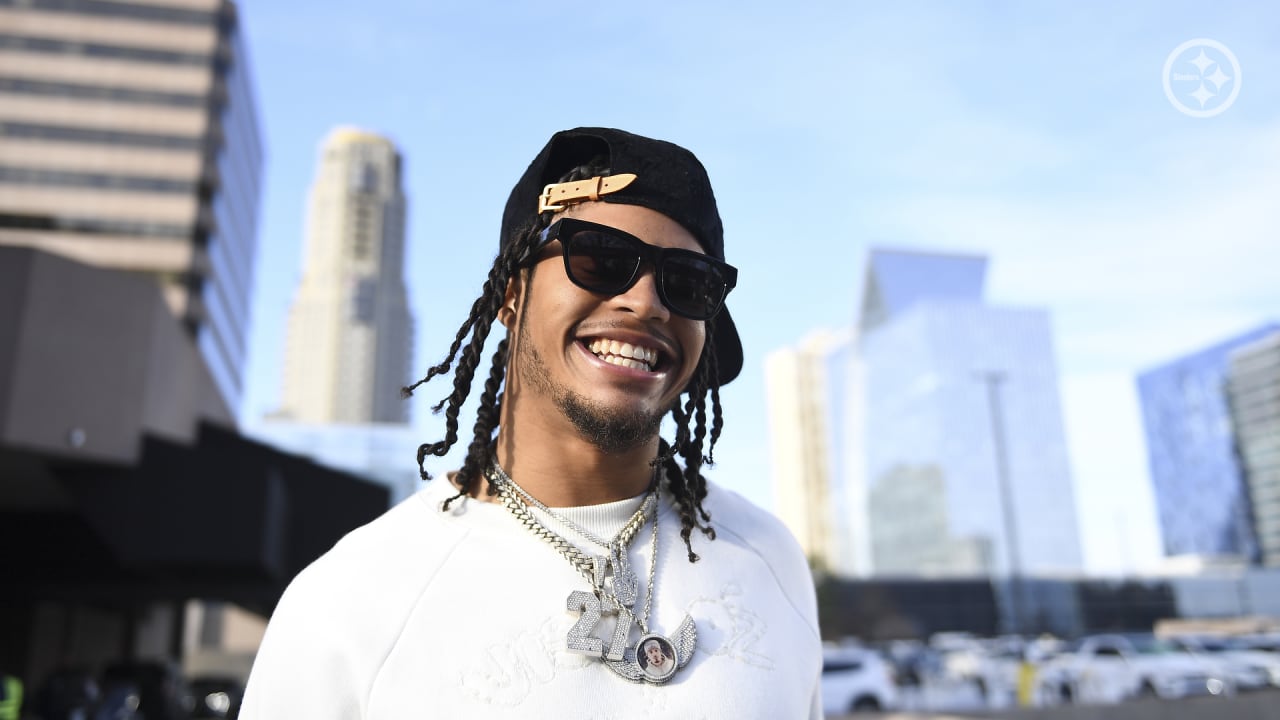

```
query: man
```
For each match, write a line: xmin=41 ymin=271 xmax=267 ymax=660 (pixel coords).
xmin=641 ymin=638 xmax=675 ymax=681
xmin=240 ymin=128 xmax=821 ymax=718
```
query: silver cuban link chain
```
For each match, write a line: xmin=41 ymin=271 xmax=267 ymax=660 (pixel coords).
xmin=489 ymin=459 xmax=654 ymax=605
xmin=485 ymin=461 xmax=696 ymax=684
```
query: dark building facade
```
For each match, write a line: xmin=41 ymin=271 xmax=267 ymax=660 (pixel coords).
xmin=1 ymin=248 xmax=388 ymax=696
xmin=815 ymin=576 xmax=1179 ymax=642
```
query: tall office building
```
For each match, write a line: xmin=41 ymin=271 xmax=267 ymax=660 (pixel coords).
xmin=1226 ymin=329 xmax=1280 ymax=566
xmin=1137 ymin=322 xmax=1279 ymax=563
xmin=855 ymin=249 xmax=1082 ymax=576
xmin=0 ymin=0 xmax=264 ymax=415
xmin=278 ymin=128 xmax=412 ymax=424
xmin=767 ymin=330 xmax=840 ymax=570
xmin=766 ymin=329 xmax=871 ymax=577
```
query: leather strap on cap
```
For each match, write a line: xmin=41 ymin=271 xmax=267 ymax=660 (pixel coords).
xmin=538 ymin=174 xmax=637 ymax=213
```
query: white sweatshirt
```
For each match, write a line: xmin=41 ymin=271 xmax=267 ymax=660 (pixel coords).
xmin=240 ymin=476 xmax=822 ymax=719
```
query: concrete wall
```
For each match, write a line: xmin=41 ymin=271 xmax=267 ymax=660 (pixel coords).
xmin=0 ymin=248 xmax=230 ymax=465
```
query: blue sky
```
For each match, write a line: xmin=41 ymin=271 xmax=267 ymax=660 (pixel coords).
xmin=236 ymin=1 xmax=1279 ymax=575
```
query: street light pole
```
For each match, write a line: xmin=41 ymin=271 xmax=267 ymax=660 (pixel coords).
xmin=976 ymin=370 xmax=1025 ymax=635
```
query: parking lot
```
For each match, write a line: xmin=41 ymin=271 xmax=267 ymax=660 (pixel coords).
xmin=831 ymin=689 xmax=1280 ymax=720
xmin=821 ymin=631 xmax=1280 ymax=719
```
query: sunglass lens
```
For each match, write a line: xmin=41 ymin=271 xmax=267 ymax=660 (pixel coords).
xmin=565 ymin=230 xmax=640 ymax=293
xmin=663 ymin=255 xmax=727 ymax=319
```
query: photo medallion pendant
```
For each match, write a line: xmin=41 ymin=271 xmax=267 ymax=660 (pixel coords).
xmin=565 ymin=589 xmax=696 ymax=684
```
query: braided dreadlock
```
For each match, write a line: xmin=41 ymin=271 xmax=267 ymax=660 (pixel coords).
xmin=402 ymin=160 xmax=724 ymax=562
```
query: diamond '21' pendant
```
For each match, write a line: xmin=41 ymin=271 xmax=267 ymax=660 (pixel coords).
xmin=565 ymin=590 xmax=697 ymax=684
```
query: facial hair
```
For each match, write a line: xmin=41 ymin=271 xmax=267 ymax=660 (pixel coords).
xmin=516 ymin=309 xmax=667 ymax=454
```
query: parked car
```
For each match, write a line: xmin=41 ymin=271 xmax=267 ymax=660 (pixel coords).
xmin=884 ymin=639 xmax=940 ymax=687
xmin=189 ymin=676 xmax=244 ymax=719
xmin=32 ymin=668 xmax=99 ymax=720
xmin=32 ymin=668 xmax=142 ymax=720
xmin=91 ymin=682 xmax=143 ymax=720
xmin=1036 ymin=633 xmax=1232 ymax=705
xmin=1170 ymin=636 xmax=1280 ymax=690
xmin=100 ymin=661 xmax=194 ymax=720
xmin=821 ymin=646 xmax=899 ymax=715
xmin=1237 ymin=633 xmax=1280 ymax=654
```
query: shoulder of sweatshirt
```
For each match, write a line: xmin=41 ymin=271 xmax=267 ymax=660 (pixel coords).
xmin=699 ymin=478 xmax=819 ymax=633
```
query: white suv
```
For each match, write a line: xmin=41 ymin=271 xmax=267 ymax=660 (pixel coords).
xmin=821 ymin=646 xmax=899 ymax=715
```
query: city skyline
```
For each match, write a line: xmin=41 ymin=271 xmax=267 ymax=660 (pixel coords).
xmin=235 ymin=0 xmax=1278 ymax=576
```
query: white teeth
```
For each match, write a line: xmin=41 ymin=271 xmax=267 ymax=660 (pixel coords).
xmin=603 ymin=356 xmax=648 ymax=370
xmin=585 ymin=338 xmax=659 ymax=371
xmin=599 ymin=353 xmax=645 ymax=368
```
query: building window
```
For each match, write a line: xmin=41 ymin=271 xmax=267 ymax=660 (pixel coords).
xmin=0 ymin=166 xmax=196 ymax=193
xmin=0 ymin=122 xmax=203 ymax=150
xmin=0 ymin=211 xmax=191 ymax=238
xmin=0 ymin=33 xmax=212 ymax=66
xmin=3 ymin=0 xmax=219 ymax=26
xmin=0 ymin=77 xmax=207 ymax=107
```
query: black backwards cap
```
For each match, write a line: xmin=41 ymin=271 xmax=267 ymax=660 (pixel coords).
xmin=501 ymin=127 xmax=743 ymax=386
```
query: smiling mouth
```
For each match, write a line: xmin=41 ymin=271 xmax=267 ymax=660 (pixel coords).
xmin=586 ymin=338 xmax=660 ymax=372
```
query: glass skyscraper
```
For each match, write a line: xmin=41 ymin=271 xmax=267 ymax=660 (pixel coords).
xmin=854 ymin=249 xmax=1082 ymax=576
xmin=1138 ymin=323 xmax=1280 ymax=562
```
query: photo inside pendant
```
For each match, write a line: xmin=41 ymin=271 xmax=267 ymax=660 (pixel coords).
xmin=637 ymin=634 xmax=677 ymax=681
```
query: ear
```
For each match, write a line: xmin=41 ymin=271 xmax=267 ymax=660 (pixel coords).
xmin=498 ymin=272 xmax=524 ymax=330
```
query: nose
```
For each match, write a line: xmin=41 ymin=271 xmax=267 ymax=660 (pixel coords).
xmin=611 ymin=265 xmax=669 ymax=321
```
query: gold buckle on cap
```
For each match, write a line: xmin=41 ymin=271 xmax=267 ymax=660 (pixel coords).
xmin=537 ymin=173 xmax=637 ymax=213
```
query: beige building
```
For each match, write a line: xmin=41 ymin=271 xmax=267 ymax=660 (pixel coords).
xmin=1228 ymin=331 xmax=1280 ymax=567
xmin=766 ymin=328 xmax=869 ymax=576
xmin=0 ymin=0 xmax=263 ymax=413
xmin=183 ymin=600 xmax=267 ymax=681
xmin=277 ymin=128 xmax=413 ymax=424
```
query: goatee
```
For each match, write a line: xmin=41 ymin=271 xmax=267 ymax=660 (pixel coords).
xmin=517 ymin=324 xmax=667 ymax=454
xmin=557 ymin=391 xmax=664 ymax=455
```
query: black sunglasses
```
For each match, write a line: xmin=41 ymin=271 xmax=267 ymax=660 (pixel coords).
xmin=532 ymin=218 xmax=738 ymax=321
